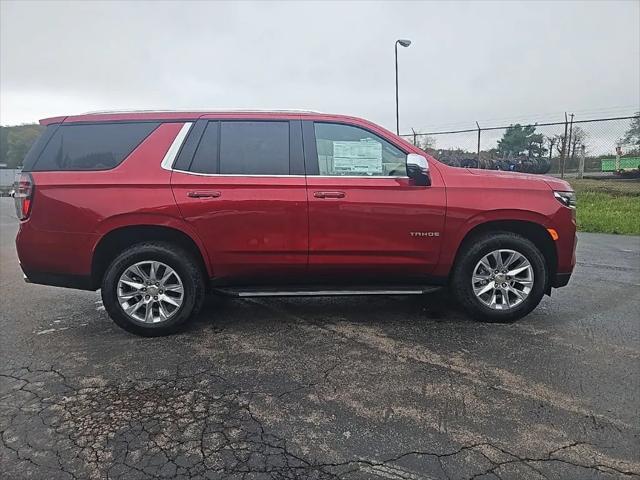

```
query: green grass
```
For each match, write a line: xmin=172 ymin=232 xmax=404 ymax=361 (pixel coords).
xmin=568 ymin=180 xmax=640 ymax=235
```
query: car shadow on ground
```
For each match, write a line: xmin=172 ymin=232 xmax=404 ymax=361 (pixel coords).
xmin=183 ymin=289 xmax=476 ymax=334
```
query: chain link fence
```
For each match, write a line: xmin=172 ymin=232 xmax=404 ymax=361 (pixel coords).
xmin=402 ymin=115 xmax=640 ymax=179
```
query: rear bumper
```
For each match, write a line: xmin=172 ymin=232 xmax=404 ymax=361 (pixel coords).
xmin=21 ymin=268 xmax=96 ymax=291
xmin=16 ymin=221 xmax=97 ymax=279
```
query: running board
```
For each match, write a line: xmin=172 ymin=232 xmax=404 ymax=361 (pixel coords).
xmin=213 ymin=286 xmax=442 ymax=298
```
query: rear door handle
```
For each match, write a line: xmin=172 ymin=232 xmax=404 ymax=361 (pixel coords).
xmin=188 ymin=190 xmax=221 ymax=198
xmin=313 ymin=191 xmax=345 ymax=199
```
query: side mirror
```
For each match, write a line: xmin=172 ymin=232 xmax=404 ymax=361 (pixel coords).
xmin=406 ymin=153 xmax=431 ymax=186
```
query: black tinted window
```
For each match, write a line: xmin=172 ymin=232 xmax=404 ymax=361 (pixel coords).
xmin=21 ymin=124 xmax=58 ymax=171
xmin=32 ymin=122 xmax=158 ymax=171
xmin=219 ymin=121 xmax=289 ymax=175
xmin=190 ymin=122 xmax=219 ymax=174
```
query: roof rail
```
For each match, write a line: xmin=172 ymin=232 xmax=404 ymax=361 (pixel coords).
xmin=80 ymin=108 xmax=324 ymax=115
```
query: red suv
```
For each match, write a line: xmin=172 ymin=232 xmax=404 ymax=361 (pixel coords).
xmin=15 ymin=111 xmax=576 ymax=336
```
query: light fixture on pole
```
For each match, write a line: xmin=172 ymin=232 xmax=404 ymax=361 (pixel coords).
xmin=395 ymin=39 xmax=411 ymax=135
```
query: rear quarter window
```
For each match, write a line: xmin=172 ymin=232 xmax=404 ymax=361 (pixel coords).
xmin=21 ymin=124 xmax=59 ymax=171
xmin=29 ymin=122 xmax=159 ymax=171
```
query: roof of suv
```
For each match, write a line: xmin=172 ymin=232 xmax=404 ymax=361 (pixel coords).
xmin=37 ymin=109 xmax=422 ymax=156
xmin=39 ymin=110 xmax=364 ymax=126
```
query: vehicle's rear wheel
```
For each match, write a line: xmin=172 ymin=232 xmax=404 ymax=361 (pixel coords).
xmin=451 ymin=232 xmax=548 ymax=322
xmin=101 ymin=242 xmax=205 ymax=336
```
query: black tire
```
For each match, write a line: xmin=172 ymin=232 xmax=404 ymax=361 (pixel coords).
xmin=101 ymin=242 xmax=205 ymax=336
xmin=450 ymin=232 xmax=547 ymax=323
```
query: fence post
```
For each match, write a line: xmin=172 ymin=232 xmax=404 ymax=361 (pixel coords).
xmin=566 ymin=113 xmax=575 ymax=174
xmin=476 ymin=121 xmax=481 ymax=168
xmin=578 ymin=145 xmax=585 ymax=179
xmin=560 ymin=113 xmax=568 ymax=178
xmin=412 ymin=128 xmax=417 ymax=147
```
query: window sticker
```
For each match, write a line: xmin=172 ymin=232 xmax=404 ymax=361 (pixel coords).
xmin=332 ymin=140 xmax=383 ymax=174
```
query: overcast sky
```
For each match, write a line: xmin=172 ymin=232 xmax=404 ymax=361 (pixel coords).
xmin=1 ymin=0 xmax=639 ymax=132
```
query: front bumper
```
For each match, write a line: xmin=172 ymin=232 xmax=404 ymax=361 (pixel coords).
xmin=551 ymin=272 xmax=572 ymax=288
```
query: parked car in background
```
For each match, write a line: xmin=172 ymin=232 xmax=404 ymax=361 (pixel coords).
xmin=14 ymin=110 xmax=577 ymax=336
xmin=0 ymin=167 xmax=22 ymax=197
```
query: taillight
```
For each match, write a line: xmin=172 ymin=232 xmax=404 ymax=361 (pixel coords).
xmin=14 ymin=173 xmax=34 ymax=220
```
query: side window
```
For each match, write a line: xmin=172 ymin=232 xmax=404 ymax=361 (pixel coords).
xmin=220 ymin=121 xmax=289 ymax=175
xmin=32 ymin=122 xmax=158 ymax=171
xmin=21 ymin=124 xmax=59 ymax=171
xmin=313 ymin=122 xmax=406 ymax=177
xmin=190 ymin=122 xmax=219 ymax=174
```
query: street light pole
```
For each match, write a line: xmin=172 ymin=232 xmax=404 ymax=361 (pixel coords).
xmin=395 ymin=39 xmax=411 ymax=135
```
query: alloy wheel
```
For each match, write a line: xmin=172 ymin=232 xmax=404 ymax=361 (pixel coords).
xmin=471 ymin=249 xmax=534 ymax=310
xmin=117 ymin=261 xmax=184 ymax=323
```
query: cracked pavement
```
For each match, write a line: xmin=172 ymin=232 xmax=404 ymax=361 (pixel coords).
xmin=1 ymin=198 xmax=639 ymax=480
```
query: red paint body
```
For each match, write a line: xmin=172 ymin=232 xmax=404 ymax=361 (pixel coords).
xmin=16 ymin=111 xmax=577 ymax=290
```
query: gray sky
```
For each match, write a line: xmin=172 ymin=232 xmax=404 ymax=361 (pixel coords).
xmin=1 ymin=0 xmax=639 ymax=133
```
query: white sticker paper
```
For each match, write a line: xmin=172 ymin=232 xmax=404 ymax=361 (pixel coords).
xmin=332 ymin=140 xmax=382 ymax=174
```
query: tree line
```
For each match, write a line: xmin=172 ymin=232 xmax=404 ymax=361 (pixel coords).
xmin=0 ymin=124 xmax=45 ymax=168
xmin=411 ymin=114 xmax=640 ymax=172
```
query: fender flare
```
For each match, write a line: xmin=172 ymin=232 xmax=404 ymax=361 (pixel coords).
xmin=436 ymin=209 xmax=554 ymax=277
xmin=92 ymin=213 xmax=213 ymax=277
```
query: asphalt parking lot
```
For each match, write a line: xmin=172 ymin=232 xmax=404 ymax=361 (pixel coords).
xmin=1 ymin=197 xmax=639 ymax=480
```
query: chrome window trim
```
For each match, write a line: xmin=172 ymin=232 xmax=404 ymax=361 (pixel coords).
xmin=316 ymin=175 xmax=410 ymax=179
xmin=172 ymin=169 xmax=306 ymax=178
xmin=160 ymin=122 xmax=193 ymax=171
xmin=170 ymin=169 xmax=408 ymax=179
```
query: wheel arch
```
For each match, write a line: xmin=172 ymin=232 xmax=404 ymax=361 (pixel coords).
xmin=450 ymin=219 xmax=557 ymax=292
xmin=91 ymin=225 xmax=211 ymax=289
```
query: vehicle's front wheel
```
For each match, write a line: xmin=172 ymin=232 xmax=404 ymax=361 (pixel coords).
xmin=101 ymin=242 xmax=205 ymax=336
xmin=451 ymin=232 xmax=548 ymax=322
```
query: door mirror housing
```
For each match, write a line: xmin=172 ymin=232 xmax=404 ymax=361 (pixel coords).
xmin=406 ymin=153 xmax=430 ymax=186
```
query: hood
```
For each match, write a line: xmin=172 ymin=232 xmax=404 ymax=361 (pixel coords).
xmin=466 ymin=168 xmax=572 ymax=191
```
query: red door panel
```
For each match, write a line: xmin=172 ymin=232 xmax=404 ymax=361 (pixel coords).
xmin=171 ymin=173 xmax=308 ymax=283
xmin=306 ymin=175 xmax=446 ymax=279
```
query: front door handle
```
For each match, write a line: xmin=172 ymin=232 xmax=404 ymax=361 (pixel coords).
xmin=314 ymin=191 xmax=345 ymax=199
xmin=188 ymin=190 xmax=221 ymax=198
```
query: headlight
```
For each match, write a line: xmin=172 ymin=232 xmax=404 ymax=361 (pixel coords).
xmin=554 ymin=190 xmax=576 ymax=209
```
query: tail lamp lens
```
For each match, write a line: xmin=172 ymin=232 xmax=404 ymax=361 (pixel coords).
xmin=14 ymin=173 xmax=34 ymax=220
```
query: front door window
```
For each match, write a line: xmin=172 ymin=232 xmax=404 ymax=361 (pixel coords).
xmin=313 ymin=123 xmax=407 ymax=177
